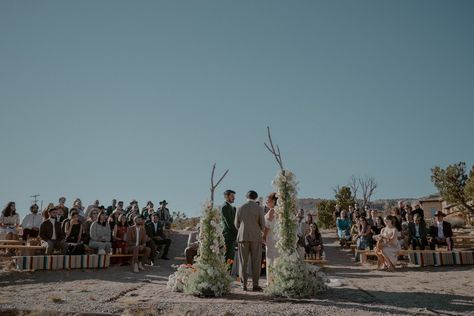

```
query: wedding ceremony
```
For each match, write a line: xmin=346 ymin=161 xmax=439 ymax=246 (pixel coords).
xmin=1 ymin=1 xmax=474 ymax=315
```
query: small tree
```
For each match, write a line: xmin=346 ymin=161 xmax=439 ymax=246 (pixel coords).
xmin=317 ymin=200 xmax=337 ymax=229
xmin=335 ymin=186 xmax=355 ymax=211
xmin=348 ymin=175 xmax=359 ymax=203
xmin=431 ymin=162 xmax=474 ymax=216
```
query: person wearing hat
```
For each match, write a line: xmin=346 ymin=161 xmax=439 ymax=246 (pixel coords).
xmin=157 ymin=200 xmax=172 ymax=229
xmin=428 ymin=211 xmax=453 ymax=251
xmin=221 ymin=189 xmax=237 ymax=266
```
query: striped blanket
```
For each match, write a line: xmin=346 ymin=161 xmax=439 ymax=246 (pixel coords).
xmin=408 ymin=251 xmax=474 ymax=267
xmin=13 ymin=254 xmax=110 ymax=271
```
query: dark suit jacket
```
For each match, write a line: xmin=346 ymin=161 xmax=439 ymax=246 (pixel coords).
xmin=408 ymin=222 xmax=428 ymax=239
xmin=221 ymin=202 xmax=237 ymax=238
xmin=40 ymin=219 xmax=65 ymax=241
xmin=145 ymin=221 xmax=165 ymax=239
xmin=429 ymin=221 xmax=453 ymax=238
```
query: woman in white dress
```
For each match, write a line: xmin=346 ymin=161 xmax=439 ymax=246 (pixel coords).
xmin=263 ymin=192 xmax=279 ymax=285
xmin=373 ymin=215 xmax=400 ymax=271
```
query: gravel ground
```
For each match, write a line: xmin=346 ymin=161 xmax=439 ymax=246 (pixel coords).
xmin=1 ymin=230 xmax=473 ymax=316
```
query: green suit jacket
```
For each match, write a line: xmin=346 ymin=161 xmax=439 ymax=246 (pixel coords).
xmin=221 ymin=202 xmax=238 ymax=238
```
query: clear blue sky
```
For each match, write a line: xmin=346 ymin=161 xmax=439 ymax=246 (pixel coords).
xmin=1 ymin=1 xmax=473 ymax=219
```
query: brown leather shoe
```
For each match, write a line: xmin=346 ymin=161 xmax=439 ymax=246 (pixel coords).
xmin=252 ymin=285 xmax=263 ymax=292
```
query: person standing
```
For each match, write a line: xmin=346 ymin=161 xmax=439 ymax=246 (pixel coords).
xmin=262 ymin=192 xmax=278 ymax=285
xmin=221 ymin=189 xmax=237 ymax=265
xmin=234 ymin=190 xmax=265 ymax=292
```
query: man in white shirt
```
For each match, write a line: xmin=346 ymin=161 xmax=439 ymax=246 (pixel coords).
xmin=21 ymin=204 xmax=42 ymax=240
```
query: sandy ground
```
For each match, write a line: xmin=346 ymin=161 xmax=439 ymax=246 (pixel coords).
xmin=1 ymin=230 xmax=474 ymax=316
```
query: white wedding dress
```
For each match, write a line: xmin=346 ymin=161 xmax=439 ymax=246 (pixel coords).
xmin=265 ymin=210 xmax=279 ymax=284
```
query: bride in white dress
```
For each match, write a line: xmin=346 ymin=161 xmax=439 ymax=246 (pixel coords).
xmin=263 ymin=192 xmax=279 ymax=285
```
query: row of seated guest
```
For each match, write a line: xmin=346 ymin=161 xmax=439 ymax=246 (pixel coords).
xmin=3 ymin=201 xmax=173 ymax=272
xmin=406 ymin=212 xmax=453 ymax=251
xmin=1 ymin=197 xmax=173 ymax=237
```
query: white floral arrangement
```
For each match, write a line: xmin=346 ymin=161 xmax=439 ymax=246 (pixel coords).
xmin=167 ymin=264 xmax=196 ymax=292
xmin=265 ymin=170 xmax=328 ymax=298
xmin=167 ymin=202 xmax=232 ymax=297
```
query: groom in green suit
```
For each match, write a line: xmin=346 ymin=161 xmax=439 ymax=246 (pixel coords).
xmin=221 ymin=189 xmax=237 ymax=266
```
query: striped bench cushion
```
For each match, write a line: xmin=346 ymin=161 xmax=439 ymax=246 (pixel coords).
xmin=408 ymin=251 xmax=474 ymax=266
xmin=13 ymin=255 xmax=110 ymax=271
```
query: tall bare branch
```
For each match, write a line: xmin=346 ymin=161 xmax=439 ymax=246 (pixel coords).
xmin=358 ymin=175 xmax=377 ymax=208
xmin=348 ymin=175 xmax=360 ymax=202
xmin=210 ymin=163 xmax=229 ymax=207
xmin=264 ymin=126 xmax=284 ymax=171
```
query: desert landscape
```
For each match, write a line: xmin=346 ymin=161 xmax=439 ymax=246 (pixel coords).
xmin=1 ymin=230 xmax=473 ymax=316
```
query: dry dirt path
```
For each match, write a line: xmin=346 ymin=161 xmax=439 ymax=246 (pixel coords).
xmin=1 ymin=230 xmax=473 ymax=315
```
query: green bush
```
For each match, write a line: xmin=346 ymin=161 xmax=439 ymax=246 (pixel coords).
xmin=317 ymin=200 xmax=337 ymax=229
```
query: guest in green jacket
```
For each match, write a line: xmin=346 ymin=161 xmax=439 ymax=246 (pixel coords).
xmin=221 ymin=190 xmax=237 ymax=265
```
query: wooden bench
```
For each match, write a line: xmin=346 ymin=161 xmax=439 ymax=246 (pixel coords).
xmin=0 ymin=240 xmax=26 ymax=245
xmin=0 ymin=245 xmax=46 ymax=256
xmin=355 ymin=249 xmax=474 ymax=266
xmin=304 ymin=259 xmax=328 ymax=267
xmin=452 ymin=236 xmax=474 ymax=249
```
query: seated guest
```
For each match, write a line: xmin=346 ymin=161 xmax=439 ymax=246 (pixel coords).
xmin=39 ymin=207 xmax=67 ymax=254
xmin=370 ymin=216 xmax=385 ymax=249
xmin=82 ymin=209 xmax=98 ymax=245
xmin=411 ymin=203 xmax=424 ymax=221
xmin=89 ymin=211 xmax=112 ymax=254
xmin=157 ymin=200 xmax=173 ymax=229
xmin=297 ymin=213 xmax=313 ymax=248
xmin=141 ymin=201 xmax=155 ymax=222
xmin=400 ymin=215 xmax=411 ymax=250
xmin=127 ymin=215 xmax=151 ymax=273
xmin=373 ymin=215 xmax=400 ymax=272
xmin=336 ymin=210 xmax=351 ymax=246
xmin=112 ymin=214 xmax=128 ymax=254
xmin=21 ymin=204 xmax=42 ymax=240
xmin=126 ymin=204 xmax=140 ymax=225
xmin=1 ymin=201 xmax=21 ymax=240
xmin=185 ymin=227 xmax=200 ymax=265
xmin=85 ymin=200 xmax=100 ymax=219
xmin=355 ymin=217 xmax=372 ymax=261
xmin=305 ymin=223 xmax=324 ymax=259
xmin=408 ymin=214 xmax=428 ymax=250
xmin=366 ymin=209 xmax=376 ymax=227
xmin=108 ymin=209 xmax=121 ymax=232
xmin=350 ymin=215 xmax=360 ymax=243
xmin=72 ymin=198 xmax=85 ymax=222
xmin=55 ymin=197 xmax=69 ymax=223
xmin=146 ymin=213 xmax=172 ymax=263
xmin=64 ymin=210 xmax=85 ymax=255
xmin=429 ymin=211 xmax=453 ymax=251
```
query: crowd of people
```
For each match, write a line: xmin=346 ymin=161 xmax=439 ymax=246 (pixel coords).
xmin=333 ymin=201 xmax=454 ymax=271
xmin=0 ymin=198 xmax=174 ymax=273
